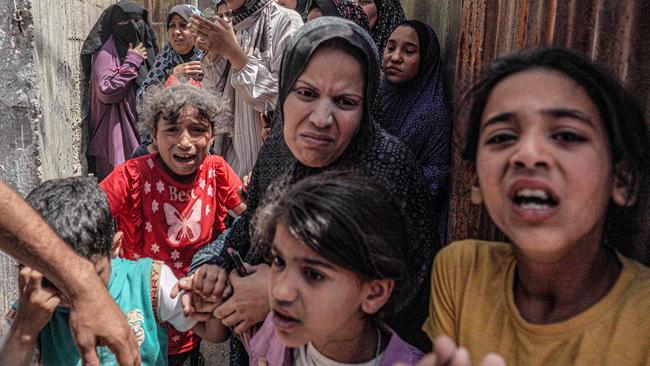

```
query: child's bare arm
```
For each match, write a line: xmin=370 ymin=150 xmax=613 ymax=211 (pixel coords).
xmin=0 ymin=267 xmax=60 ymax=366
xmin=174 ymin=264 xmax=230 ymax=304
xmin=232 ymin=202 xmax=246 ymax=216
xmin=190 ymin=314 xmax=229 ymax=343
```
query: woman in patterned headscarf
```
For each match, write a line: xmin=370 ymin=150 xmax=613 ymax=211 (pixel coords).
xmin=81 ymin=0 xmax=157 ymax=180
xmin=356 ymin=0 xmax=405 ymax=55
xmin=189 ymin=17 xmax=439 ymax=365
xmin=307 ymin=0 xmax=369 ymax=31
xmin=137 ymin=5 xmax=205 ymax=104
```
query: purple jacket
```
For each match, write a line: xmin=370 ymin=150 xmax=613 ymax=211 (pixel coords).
xmin=249 ymin=314 xmax=424 ymax=365
xmin=88 ymin=35 xmax=143 ymax=179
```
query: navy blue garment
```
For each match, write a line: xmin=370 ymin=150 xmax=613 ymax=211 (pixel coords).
xmin=379 ymin=20 xmax=451 ymax=245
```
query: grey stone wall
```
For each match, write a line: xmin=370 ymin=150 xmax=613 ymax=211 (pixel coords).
xmin=0 ymin=0 xmax=42 ymax=326
xmin=32 ymin=0 xmax=116 ymax=180
xmin=0 ymin=0 xmax=117 ymax=336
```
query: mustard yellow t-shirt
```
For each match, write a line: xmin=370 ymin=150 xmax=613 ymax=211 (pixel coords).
xmin=423 ymin=240 xmax=650 ymax=366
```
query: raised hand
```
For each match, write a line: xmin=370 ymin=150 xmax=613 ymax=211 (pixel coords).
xmin=15 ymin=266 xmax=60 ymax=336
xmin=172 ymin=61 xmax=204 ymax=79
xmin=393 ymin=336 xmax=506 ymax=366
xmin=189 ymin=14 xmax=247 ymax=70
xmin=127 ymin=42 xmax=148 ymax=59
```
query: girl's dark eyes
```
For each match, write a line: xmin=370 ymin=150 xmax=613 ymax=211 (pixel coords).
xmin=484 ymin=131 xmax=587 ymax=145
xmin=303 ymin=268 xmax=324 ymax=282
xmin=271 ymin=255 xmax=285 ymax=268
xmin=485 ymin=133 xmax=516 ymax=144
xmin=553 ymin=131 xmax=587 ymax=143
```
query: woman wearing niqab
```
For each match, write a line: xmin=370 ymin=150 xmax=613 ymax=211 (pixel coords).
xmin=380 ymin=20 xmax=452 ymax=247
xmin=191 ymin=17 xmax=438 ymax=364
xmin=81 ymin=0 xmax=157 ymax=180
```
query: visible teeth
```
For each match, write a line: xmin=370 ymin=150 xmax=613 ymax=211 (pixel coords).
xmin=516 ymin=189 xmax=548 ymax=200
xmin=520 ymin=202 xmax=551 ymax=210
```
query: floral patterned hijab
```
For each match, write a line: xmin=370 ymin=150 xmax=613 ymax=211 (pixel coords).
xmin=312 ymin=0 xmax=370 ymax=31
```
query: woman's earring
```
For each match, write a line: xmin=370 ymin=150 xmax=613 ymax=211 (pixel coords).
xmin=470 ymin=186 xmax=483 ymax=204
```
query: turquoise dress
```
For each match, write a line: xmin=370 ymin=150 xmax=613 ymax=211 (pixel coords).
xmin=38 ymin=258 xmax=168 ymax=366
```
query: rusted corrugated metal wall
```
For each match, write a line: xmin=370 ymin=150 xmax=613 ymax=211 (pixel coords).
xmin=448 ymin=0 xmax=650 ymax=254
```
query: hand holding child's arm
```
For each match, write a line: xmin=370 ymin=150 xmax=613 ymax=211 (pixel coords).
xmin=215 ymin=263 xmax=270 ymax=335
xmin=169 ymin=270 xmax=229 ymax=343
xmin=174 ymin=264 xmax=230 ymax=305
xmin=0 ymin=267 xmax=60 ymax=366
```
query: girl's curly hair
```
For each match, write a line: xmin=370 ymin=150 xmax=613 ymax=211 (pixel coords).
xmin=136 ymin=82 xmax=232 ymax=136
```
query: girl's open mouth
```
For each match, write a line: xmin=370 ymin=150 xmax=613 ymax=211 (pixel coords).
xmin=272 ymin=309 xmax=300 ymax=330
xmin=173 ymin=154 xmax=195 ymax=164
xmin=512 ymin=188 xmax=559 ymax=210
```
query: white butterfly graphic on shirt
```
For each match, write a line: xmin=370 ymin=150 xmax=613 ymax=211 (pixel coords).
xmin=163 ymin=199 xmax=202 ymax=245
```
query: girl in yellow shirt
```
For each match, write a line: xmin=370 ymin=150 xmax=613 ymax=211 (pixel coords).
xmin=422 ymin=47 xmax=650 ymax=366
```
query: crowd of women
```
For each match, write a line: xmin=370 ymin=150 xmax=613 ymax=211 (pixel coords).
xmin=4 ymin=0 xmax=648 ymax=365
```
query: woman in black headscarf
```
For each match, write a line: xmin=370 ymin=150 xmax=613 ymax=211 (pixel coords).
xmin=380 ymin=20 xmax=451 ymax=248
xmin=294 ymin=0 xmax=313 ymax=20
xmin=80 ymin=0 xmax=157 ymax=180
xmin=189 ymin=17 xmax=438 ymax=364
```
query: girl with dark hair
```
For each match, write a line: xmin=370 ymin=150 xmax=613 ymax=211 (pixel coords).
xmin=423 ymin=47 xmax=650 ymax=365
xmin=81 ymin=0 xmax=158 ymax=180
xmin=306 ymin=0 xmax=370 ymax=31
xmin=245 ymin=171 xmax=423 ymax=364
xmin=184 ymin=17 xmax=438 ymax=366
xmin=381 ymin=20 xmax=451 ymax=246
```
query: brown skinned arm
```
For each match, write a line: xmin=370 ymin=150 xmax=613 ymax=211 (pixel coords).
xmin=0 ymin=181 xmax=141 ymax=366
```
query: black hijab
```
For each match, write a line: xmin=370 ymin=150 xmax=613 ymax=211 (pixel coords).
xmin=191 ymin=17 xmax=438 ymax=352
xmin=81 ymin=1 xmax=158 ymax=89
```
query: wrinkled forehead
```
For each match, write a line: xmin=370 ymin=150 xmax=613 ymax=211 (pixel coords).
xmin=280 ymin=17 xmax=378 ymax=100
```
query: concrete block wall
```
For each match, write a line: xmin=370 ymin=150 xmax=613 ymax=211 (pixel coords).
xmin=31 ymin=0 xmax=117 ymax=180
xmin=0 ymin=0 xmax=42 ymax=330
xmin=0 ymin=0 xmax=117 ymax=337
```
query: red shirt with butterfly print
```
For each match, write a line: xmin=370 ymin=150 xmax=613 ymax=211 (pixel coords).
xmin=100 ymin=153 xmax=242 ymax=355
